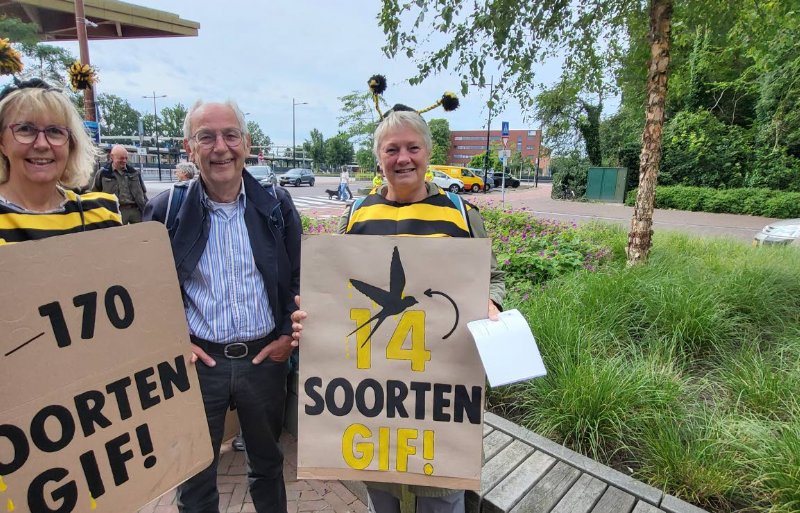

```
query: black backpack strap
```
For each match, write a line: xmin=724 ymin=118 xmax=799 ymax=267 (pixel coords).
xmin=166 ymin=182 xmax=190 ymax=231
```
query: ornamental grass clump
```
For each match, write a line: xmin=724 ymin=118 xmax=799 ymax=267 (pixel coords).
xmin=487 ymin=227 xmax=800 ymax=513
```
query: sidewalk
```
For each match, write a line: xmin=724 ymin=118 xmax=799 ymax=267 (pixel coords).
xmin=139 ymin=434 xmax=367 ymax=513
xmin=468 ymin=183 xmax=776 ymax=241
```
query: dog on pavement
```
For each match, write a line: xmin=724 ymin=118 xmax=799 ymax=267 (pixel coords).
xmin=325 ymin=188 xmax=340 ymax=200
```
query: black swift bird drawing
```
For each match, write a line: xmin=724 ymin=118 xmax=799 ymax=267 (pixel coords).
xmin=348 ymin=246 xmax=418 ymax=347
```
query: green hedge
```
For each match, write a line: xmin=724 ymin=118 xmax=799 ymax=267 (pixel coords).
xmin=625 ymin=186 xmax=800 ymax=218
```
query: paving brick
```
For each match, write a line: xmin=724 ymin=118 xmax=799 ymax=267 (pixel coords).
xmin=298 ymin=499 xmax=332 ymax=511
xmin=138 ymin=432 xmax=366 ymax=513
xmin=328 ymin=481 xmax=358 ymax=504
xmin=301 ymin=489 xmax=324 ymax=501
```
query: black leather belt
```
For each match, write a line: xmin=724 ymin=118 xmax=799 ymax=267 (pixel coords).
xmin=190 ymin=332 xmax=276 ymax=359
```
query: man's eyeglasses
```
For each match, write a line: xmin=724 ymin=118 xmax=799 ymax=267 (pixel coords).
xmin=191 ymin=128 xmax=244 ymax=149
xmin=6 ymin=123 xmax=71 ymax=146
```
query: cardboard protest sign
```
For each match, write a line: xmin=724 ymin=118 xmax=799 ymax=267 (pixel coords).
xmin=0 ymin=223 xmax=212 ymax=512
xmin=297 ymin=235 xmax=490 ymax=490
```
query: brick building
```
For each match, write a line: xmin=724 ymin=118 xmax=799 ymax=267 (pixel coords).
xmin=447 ymin=129 xmax=548 ymax=172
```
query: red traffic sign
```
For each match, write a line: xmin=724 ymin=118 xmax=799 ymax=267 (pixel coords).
xmin=502 ymin=136 xmax=509 ymax=149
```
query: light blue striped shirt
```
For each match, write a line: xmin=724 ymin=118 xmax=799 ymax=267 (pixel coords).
xmin=183 ymin=182 xmax=275 ymax=343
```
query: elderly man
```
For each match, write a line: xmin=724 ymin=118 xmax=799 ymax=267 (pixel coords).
xmin=144 ymin=100 xmax=302 ymax=513
xmin=92 ymin=144 xmax=148 ymax=223
xmin=175 ymin=161 xmax=198 ymax=182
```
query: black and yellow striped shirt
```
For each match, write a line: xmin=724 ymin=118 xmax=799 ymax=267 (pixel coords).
xmin=345 ymin=187 xmax=472 ymax=238
xmin=0 ymin=189 xmax=122 ymax=245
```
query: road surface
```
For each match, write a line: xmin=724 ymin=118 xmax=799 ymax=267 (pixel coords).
xmin=144 ymin=177 xmax=775 ymax=241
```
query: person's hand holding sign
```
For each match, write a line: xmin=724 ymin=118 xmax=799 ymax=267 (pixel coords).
xmin=291 ymin=295 xmax=307 ymax=343
xmin=488 ymin=300 xmax=500 ymax=321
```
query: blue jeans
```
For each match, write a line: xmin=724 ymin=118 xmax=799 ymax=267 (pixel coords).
xmin=177 ymin=355 xmax=290 ymax=513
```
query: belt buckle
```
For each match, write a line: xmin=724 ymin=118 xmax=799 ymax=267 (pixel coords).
xmin=224 ymin=342 xmax=249 ymax=359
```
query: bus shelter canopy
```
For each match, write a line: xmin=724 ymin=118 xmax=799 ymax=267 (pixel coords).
xmin=0 ymin=0 xmax=199 ymax=41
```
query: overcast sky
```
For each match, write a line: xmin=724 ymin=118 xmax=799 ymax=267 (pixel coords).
xmin=49 ymin=0 xmax=560 ymax=149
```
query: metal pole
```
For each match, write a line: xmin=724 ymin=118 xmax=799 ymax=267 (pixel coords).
xmin=153 ymin=93 xmax=161 ymax=180
xmin=292 ymin=98 xmax=296 ymax=168
xmin=143 ymin=92 xmax=166 ymax=181
xmin=292 ymin=98 xmax=308 ymax=168
xmin=73 ymin=0 xmax=95 ymax=122
xmin=482 ymin=76 xmax=493 ymax=193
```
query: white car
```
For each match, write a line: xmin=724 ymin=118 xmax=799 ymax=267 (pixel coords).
xmin=430 ymin=170 xmax=464 ymax=193
xmin=753 ymin=218 xmax=800 ymax=246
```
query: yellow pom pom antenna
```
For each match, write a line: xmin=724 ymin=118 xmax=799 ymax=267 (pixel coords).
xmin=0 ymin=39 xmax=24 ymax=76
xmin=68 ymin=60 xmax=97 ymax=91
xmin=367 ymin=75 xmax=460 ymax=120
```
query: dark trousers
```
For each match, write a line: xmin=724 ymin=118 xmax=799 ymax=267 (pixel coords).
xmin=177 ymin=355 xmax=290 ymax=513
xmin=120 ymin=204 xmax=142 ymax=224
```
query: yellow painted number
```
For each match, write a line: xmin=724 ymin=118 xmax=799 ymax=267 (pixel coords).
xmin=351 ymin=308 xmax=373 ymax=369
xmin=386 ymin=311 xmax=430 ymax=372
xmin=349 ymin=310 xmax=430 ymax=371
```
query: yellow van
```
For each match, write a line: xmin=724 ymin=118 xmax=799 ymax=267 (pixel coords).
xmin=428 ymin=165 xmax=486 ymax=192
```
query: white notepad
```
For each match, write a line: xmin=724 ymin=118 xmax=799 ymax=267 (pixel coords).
xmin=467 ymin=309 xmax=547 ymax=386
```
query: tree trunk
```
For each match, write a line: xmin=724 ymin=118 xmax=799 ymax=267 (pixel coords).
xmin=626 ymin=0 xmax=673 ymax=265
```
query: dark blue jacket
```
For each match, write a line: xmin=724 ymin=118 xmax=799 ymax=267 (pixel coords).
xmin=143 ymin=170 xmax=302 ymax=336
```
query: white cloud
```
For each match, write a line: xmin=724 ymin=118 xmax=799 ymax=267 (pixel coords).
xmin=39 ymin=0 xmax=560 ymax=147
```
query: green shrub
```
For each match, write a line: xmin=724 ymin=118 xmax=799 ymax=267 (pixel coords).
xmin=550 ymin=152 xmax=589 ymax=199
xmin=625 ymin=185 xmax=800 ymax=218
xmin=480 ymin=206 xmax=611 ymax=300
xmin=660 ymin=110 xmax=753 ymax=189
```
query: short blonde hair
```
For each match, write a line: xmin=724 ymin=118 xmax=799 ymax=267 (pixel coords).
xmin=373 ymin=110 xmax=432 ymax=158
xmin=0 ymin=85 xmax=100 ymax=188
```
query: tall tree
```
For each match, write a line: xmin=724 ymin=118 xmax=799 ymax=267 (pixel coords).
xmin=355 ymin=147 xmax=377 ymax=173
xmin=428 ymin=118 xmax=451 ymax=165
xmin=379 ymin=0 xmax=674 ymax=264
xmin=18 ymin=43 xmax=74 ymax=89
xmin=1 ymin=16 xmax=39 ymax=45
xmin=247 ymin=121 xmax=272 ymax=153
xmin=325 ymin=133 xmax=355 ymax=167
xmin=159 ymin=103 xmax=188 ymax=138
xmin=535 ymin=80 xmax=604 ymax=165
xmin=96 ymin=94 xmax=140 ymax=136
xmin=303 ymin=129 xmax=326 ymax=169
xmin=337 ymin=90 xmax=386 ymax=147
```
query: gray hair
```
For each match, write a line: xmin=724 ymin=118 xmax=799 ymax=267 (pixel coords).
xmin=183 ymin=99 xmax=248 ymax=140
xmin=175 ymin=162 xmax=197 ymax=179
xmin=373 ymin=110 xmax=432 ymax=158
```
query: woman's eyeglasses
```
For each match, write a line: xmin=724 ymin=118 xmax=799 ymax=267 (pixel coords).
xmin=6 ymin=123 xmax=71 ymax=146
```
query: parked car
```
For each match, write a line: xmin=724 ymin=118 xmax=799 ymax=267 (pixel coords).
xmin=428 ymin=165 xmax=485 ymax=193
xmin=279 ymin=168 xmax=315 ymax=186
xmin=753 ymin=218 xmax=800 ymax=246
xmin=430 ymin=170 xmax=464 ymax=193
xmin=492 ymin=172 xmax=521 ymax=188
xmin=247 ymin=165 xmax=277 ymax=187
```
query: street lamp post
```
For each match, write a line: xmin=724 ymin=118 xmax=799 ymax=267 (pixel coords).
xmin=292 ymin=98 xmax=308 ymax=168
xmin=143 ymin=91 xmax=167 ymax=181
xmin=482 ymin=76 xmax=494 ymax=194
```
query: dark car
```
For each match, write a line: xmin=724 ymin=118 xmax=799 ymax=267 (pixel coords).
xmin=279 ymin=168 xmax=315 ymax=187
xmin=247 ymin=165 xmax=277 ymax=187
xmin=492 ymin=173 xmax=520 ymax=188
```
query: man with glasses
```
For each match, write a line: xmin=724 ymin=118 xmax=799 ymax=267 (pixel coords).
xmin=92 ymin=144 xmax=148 ymax=224
xmin=144 ymin=100 xmax=302 ymax=513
